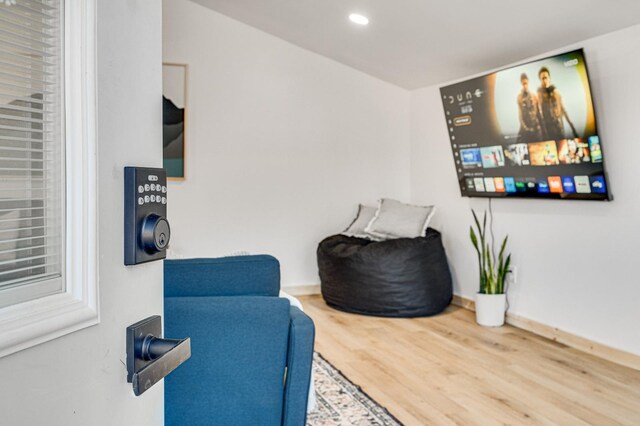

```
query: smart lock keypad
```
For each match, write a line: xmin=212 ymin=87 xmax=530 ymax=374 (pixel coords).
xmin=125 ymin=167 xmax=171 ymax=265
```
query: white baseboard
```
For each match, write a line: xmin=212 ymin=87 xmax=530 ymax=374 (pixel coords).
xmin=452 ymin=295 xmax=640 ymax=371
xmin=282 ymin=284 xmax=321 ymax=297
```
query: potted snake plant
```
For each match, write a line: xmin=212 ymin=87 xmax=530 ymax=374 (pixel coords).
xmin=469 ymin=209 xmax=512 ymax=327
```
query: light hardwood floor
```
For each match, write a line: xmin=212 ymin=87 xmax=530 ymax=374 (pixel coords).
xmin=300 ymin=295 xmax=640 ymax=426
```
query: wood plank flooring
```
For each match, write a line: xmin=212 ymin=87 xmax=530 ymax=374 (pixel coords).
xmin=300 ymin=295 xmax=640 ymax=426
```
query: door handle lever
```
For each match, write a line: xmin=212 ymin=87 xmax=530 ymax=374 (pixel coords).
xmin=127 ymin=316 xmax=191 ymax=396
xmin=140 ymin=335 xmax=183 ymax=360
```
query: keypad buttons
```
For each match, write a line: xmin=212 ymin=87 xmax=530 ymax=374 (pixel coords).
xmin=138 ymin=197 xmax=144 ymax=205
xmin=162 ymin=186 xmax=167 ymax=193
xmin=161 ymin=197 xmax=167 ymax=204
xmin=144 ymin=195 xmax=150 ymax=203
xmin=138 ymin=185 xmax=144 ymax=193
xmin=144 ymin=184 xmax=150 ymax=191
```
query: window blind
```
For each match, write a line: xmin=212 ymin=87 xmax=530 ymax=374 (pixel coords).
xmin=0 ymin=0 xmax=64 ymax=304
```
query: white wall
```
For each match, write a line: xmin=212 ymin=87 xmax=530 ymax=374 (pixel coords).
xmin=410 ymin=24 xmax=640 ymax=355
xmin=0 ymin=1 xmax=164 ymax=424
xmin=163 ymin=0 xmax=411 ymax=288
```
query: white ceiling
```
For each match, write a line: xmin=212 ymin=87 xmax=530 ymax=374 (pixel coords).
xmin=190 ymin=0 xmax=640 ymax=90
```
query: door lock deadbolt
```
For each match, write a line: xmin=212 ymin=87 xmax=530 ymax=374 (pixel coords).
xmin=140 ymin=214 xmax=171 ymax=253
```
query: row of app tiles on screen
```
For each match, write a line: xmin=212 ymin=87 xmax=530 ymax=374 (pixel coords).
xmin=465 ymin=175 xmax=606 ymax=194
xmin=458 ymin=136 xmax=602 ymax=169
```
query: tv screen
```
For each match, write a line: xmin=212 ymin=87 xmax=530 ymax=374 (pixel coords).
xmin=440 ymin=49 xmax=610 ymax=200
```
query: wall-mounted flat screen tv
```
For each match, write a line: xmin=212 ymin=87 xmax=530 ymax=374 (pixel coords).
xmin=440 ymin=49 xmax=610 ymax=200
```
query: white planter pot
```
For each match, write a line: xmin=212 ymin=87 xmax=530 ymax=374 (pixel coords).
xmin=475 ymin=293 xmax=506 ymax=327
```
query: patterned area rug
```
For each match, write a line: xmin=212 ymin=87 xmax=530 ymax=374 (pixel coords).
xmin=307 ymin=353 xmax=403 ymax=426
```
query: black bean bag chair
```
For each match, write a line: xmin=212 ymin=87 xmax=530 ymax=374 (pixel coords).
xmin=317 ymin=228 xmax=452 ymax=317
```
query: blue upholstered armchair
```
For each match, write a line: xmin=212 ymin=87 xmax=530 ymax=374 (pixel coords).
xmin=164 ymin=255 xmax=315 ymax=426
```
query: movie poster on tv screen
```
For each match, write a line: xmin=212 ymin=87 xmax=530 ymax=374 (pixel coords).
xmin=440 ymin=49 xmax=609 ymax=200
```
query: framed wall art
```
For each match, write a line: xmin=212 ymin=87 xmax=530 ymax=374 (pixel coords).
xmin=163 ymin=63 xmax=187 ymax=179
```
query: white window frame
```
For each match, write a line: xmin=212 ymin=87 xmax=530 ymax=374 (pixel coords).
xmin=0 ymin=0 xmax=98 ymax=358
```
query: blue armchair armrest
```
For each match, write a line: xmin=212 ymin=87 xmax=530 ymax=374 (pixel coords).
xmin=283 ymin=306 xmax=315 ymax=426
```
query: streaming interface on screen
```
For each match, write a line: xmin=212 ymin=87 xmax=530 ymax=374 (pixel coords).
xmin=440 ymin=49 xmax=610 ymax=200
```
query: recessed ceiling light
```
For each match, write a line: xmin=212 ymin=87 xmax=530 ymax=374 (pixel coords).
xmin=349 ymin=13 xmax=369 ymax=26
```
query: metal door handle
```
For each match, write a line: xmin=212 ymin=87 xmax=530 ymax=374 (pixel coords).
xmin=126 ymin=315 xmax=191 ymax=396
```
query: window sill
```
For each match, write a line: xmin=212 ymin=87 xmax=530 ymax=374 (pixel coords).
xmin=0 ymin=291 xmax=99 ymax=358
